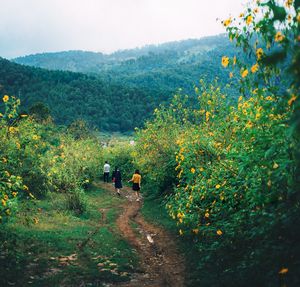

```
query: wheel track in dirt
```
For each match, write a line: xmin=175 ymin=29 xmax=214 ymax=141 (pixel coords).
xmin=96 ymin=182 xmax=185 ymax=287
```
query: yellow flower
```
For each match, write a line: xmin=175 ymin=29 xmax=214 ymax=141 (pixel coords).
xmin=5 ymin=171 xmax=10 ymax=177
xmin=273 ymin=162 xmax=279 ymax=169
xmin=205 ymin=212 xmax=210 ymax=218
xmin=245 ymin=121 xmax=253 ymax=128
xmin=265 ymin=96 xmax=273 ymax=101
xmin=229 ymin=72 xmax=233 ymax=78
xmin=2 ymin=157 xmax=7 ymax=163
xmin=239 ymin=13 xmax=244 ymax=18
xmin=0 ymin=113 xmax=3 ymax=117
xmin=285 ymin=0 xmax=293 ymax=8
xmin=8 ymin=127 xmax=16 ymax=133
xmin=33 ymin=217 xmax=39 ymax=224
xmin=1 ymin=199 xmax=6 ymax=206
xmin=217 ymin=229 xmax=223 ymax=236
xmin=279 ymin=267 xmax=288 ymax=274
xmin=275 ymin=31 xmax=284 ymax=42
xmin=215 ymin=184 xmax=221 ymax=189
xmin=238 ymin=96 xmax=243 ymax=102
xmin=20 ymin=114 xmax=28 ymax=118
xmin=207 ymin=100 xmax=212 ymax=105
xmin=190 ymin=167 xmax=196 ymax=174
xmin=12 ymin=192 xmax=18 ymax=197
xmin=241 ymin=69 xmax=248 ymax=78
xmin=3 ymin=95 xmax=9 ymax=102
xmin=205 ymin=111 xmax=211 ymax=122
xmin=233 ymin=56 xmax=237 ymax=65
xmin=32 ymin=135 xmax=39 ymax=140
xmin=256 ymin=48 xmax=264 ymax=60
xmin=223 ymin=18 xmax=232 ymax=27
xmin=267 ymin=180 xmax=272 ymax=187
xmin=297 ymin=12 xmax=300 ymax=23
xmin=288 ymin=94 xmax=297 ymax=106
xmin=253 ymin=8 xmax=259 ymax=14
xmin=221 ymin=56 xmax=229 ymax=68
xmin=255 ymin=113 xmax=261 ymax=120
xmin=246 ymin=15 xmax=253 ymax=25
xmin=192 ymin=228 xmax=199 ymax=234
xmin=179 ymin=229 xmax=183 ymax=236
xmin=251 ymin=63 xmax=259 ymax=73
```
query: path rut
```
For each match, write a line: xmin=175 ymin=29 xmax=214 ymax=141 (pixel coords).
xmin=96 ymin=182 xmax=185 ymax=287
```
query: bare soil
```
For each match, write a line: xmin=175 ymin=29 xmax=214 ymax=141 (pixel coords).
xmin=97 ymin=182 xmax=185 ymax=287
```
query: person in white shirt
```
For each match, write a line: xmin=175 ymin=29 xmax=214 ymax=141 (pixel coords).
xmin=103 ymin=161 xmax=110 ymax=183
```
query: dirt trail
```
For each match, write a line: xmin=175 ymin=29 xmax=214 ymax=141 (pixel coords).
xmin=96 ymin=182 xmax=185 ymax=287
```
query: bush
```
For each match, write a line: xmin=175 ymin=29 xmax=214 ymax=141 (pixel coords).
xmin=66 ymin=187 xmax=87 ymax=215
xmin=104 ymin=140 xmax=135 ymax=182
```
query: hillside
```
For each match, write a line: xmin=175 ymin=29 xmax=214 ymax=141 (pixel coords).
xmin=0 ymin=58 xmax=170 ymax=132
xmin=13 ymin=35 xmax=240 ymax=94
xmin=13 ymin=35 xmax=230 ymax=72
xmin=1 ymin=35 xmax=242 ymax=132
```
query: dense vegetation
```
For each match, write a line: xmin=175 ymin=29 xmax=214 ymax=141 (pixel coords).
xmin=130 ymin=1 xmax=299 ymax=285
xmin=1 ymin=0 xmax=299 ymax=286
xmin=13 ymin=35 xmax=241 ymax=96
xmin=1 ymin=35 xmax=244 ymax=133
xmin=0 ymin=58 xmax=169 ymax=132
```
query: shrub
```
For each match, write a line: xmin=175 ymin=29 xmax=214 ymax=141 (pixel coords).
xmin=66 ymin=187 xmax=87 ymax=215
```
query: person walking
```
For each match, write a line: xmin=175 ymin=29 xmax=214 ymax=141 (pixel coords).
xmin=103 ymin=161 xmax=110 ymax=183
xmin=114 ymin=167 xmax=122 ymax=196
xmin=128 ymin=170 xmax=141 ymax=201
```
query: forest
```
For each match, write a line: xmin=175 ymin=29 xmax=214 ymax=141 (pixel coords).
xmin=0 ymin=0 xmax=299 ymax=286
xmin=0 ymin=57 xmax=169 ymax=132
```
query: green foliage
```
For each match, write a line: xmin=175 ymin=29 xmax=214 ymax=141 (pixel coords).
xmin=3 ymin=35 xmax=245 ymax=133
xmin=0 ymin=94 xmax=103 ymax=223
xmin=0 ymin=57 xmax=170 ymax=132
xmin=29 ymin=102 xmax=51 ymax=122
xmin=104 ymin=140 xmax=135 ymax=181
xmin=133 ymin=1 xmax=300 ymax=284
xmin=66 ymin=187 xmax=87 ymax=215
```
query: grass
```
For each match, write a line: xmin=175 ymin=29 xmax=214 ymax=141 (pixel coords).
xmin=0 ymin=184 xmax=138 ymax=287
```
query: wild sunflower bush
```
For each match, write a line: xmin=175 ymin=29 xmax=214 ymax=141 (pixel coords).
xmin=0 ymin=95 xmax=35 ymax=222
xmin=0 ymin=95 xmax=104 ymax=219
xmin=135 ymin=1 xmax=299 ymax=285
xmin=134 ymin=95 xmax=193 ymax=196
xmin=42 ymin=135 xmax=102 ymax=194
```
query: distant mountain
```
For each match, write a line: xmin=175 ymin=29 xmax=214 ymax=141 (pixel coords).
xmin=13 ymin=34 xmax=241 ymax=94
xmin=1 ymin=35 xmax=242 ymax=132
xmin=13 ymin=35 xmax=229 ymax=73
xmin=0 ymin=58 xmax=170 ymax=132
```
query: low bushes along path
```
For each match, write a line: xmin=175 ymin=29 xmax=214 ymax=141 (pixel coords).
xmin=96 ymin=182 xmax=185 ymax=287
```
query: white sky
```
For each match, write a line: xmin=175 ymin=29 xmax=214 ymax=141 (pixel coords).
xmin=0 ymin=0 xmax=246 ymax=59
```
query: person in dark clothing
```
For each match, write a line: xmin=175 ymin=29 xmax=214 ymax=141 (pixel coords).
xmin=113 ymin=167 xmax=122 ymax=196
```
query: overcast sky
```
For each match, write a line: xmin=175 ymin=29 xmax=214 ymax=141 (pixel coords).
xmin=0 ymin=0 xmax=246 ymax=59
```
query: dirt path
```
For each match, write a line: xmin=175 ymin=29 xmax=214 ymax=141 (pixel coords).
xmin=96 ymin=182 xmax=185 ymax=287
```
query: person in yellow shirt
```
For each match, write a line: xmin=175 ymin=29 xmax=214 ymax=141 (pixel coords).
xmin=128 ymin=170 xmax=141 ymax=201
